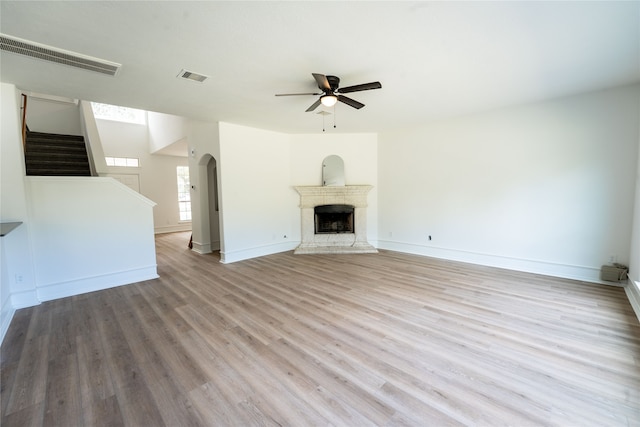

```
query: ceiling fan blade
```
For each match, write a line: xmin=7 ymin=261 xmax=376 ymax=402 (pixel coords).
xmin=312 ymin=73 xmax=331 ymax=92
xmin=305 ymin=98 xmax=322 ymax=112
xmin=275 ymin=92 xmax=320 ymax=96
xmin=337 ymin=95 xmax=365 ymax=109
xmin=338 ymin=81 xmax=382 ymax=94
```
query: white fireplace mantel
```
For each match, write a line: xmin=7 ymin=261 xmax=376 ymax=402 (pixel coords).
xmin=294 ymin=185 xmax=377 ymax=255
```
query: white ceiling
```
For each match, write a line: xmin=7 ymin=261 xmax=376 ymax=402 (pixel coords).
xmin=1 ymin=1 xmax=639 ymax=134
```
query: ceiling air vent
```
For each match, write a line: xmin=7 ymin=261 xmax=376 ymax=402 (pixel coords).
xmin=0 ymin=33 xmax=121 ymax=76
xmin=177 ymin=69 xmax=208 ymax=83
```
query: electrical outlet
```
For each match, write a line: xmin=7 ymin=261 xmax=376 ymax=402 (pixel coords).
xmin=15 ymin=274 xmax=23 ymax=284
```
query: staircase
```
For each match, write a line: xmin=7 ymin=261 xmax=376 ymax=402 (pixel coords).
xmin=25 ymin=131 xmax=92 ymax=176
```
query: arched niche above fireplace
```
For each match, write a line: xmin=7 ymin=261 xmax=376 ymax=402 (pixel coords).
xmin=322 ymin=155 xmax=345 ymax=187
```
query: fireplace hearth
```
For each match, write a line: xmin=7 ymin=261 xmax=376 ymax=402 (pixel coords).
xmin=294 ymin=185 xmax=377 ymax=254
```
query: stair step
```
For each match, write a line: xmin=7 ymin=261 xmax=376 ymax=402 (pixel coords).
xmin=26 ymin=138 xmax=86 ymax=146
xmin=26 ymin=131 xmax=85 ymax=142
xmin=24 ymin=131 xmax=92 ymax=177
xmin=26 ymin=151 xmax=89 ymax=159
xmin=26 ymin=140 xmax=87 ymax=149
xmin=26 ymin=160 xmax=90 ymax=168
xmin=25 ymin=168 xmax=92 ymax=176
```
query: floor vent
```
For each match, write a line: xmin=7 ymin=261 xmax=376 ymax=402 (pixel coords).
xmin=0 ymin=33 xmax=121 ymax=76
xmin=177 ymin=69 xmax=208 ymax=83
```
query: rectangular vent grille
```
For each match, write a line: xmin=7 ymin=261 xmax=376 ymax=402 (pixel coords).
xmin=0 ymin=33 xmax=121 ymax=76
xmin=177 ymin=69 xmax=208 ymax=83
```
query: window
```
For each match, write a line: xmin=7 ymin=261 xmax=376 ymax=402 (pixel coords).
xmin=177 ymin=166 xmax=191 ymax=221
xmin=105 ymin=157 xmax=139 ymax=167
xmin=91 ymin=102 xmax=146 ymax=125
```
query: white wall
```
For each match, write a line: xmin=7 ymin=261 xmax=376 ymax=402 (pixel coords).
xmin=25 ymin=96 xmax=81 ymax=135
xmin=626 ymin=101 xmax=640 ymax=319
xmin=148 ymin=111 xmax=188 ymax=153
xmin=631 ymin=99 xmax=640 ymax=285
xmin=96 ymin=118 xmax=190 ymax=234
xmin=27 ymin=177 xmax=157 ymax=301
xmin=290 ymin=133 xmax=379 ymax=245
xmin=0 ymin=83 xmax=38 ymax=341
xmin=218 ymin=122 xmax=295 ymax=263
xmin=79 ymin=100 xmax=109 ymax=176
xmin=378 ymin=85 xmax=640 ymax=283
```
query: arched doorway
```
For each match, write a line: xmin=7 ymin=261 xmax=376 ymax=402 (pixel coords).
xmin=191 ymin=153 xmax=221 ymax=256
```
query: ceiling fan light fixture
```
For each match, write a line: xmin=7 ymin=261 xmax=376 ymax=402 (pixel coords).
xmin=320 ymin=94 xmax=338 ymax=107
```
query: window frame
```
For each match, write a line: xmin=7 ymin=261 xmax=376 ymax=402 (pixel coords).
xmin=105 ymin=157 xmax=140 ymax=168
xmin=91 ymin=102 xmax=147 ymax=125
xmin=176 ymin=166 xmax=192 ymax=222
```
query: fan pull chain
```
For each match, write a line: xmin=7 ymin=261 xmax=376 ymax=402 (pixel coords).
xmin=334 ymin=105 xmax=337 ymax=129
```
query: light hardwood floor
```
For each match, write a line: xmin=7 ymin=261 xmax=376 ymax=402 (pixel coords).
xmin=2 ymin=231 xmax=639 ymax=426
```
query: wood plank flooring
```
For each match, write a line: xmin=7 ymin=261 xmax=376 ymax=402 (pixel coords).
xmin=2 ymin=231 xmax=639 ymax=426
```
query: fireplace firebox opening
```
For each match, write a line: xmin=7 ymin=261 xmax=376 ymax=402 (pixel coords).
xmin=314 ymin=204 xmax=354 ymax=234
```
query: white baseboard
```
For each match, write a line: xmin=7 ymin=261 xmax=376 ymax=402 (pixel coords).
xmin=0 ymin=297 xmax=16 ymax=346
xmin=221 ymin=241 xmax=299 ymax=264
xmin=154 ymin=224 xmax=192 ymax=234
xmin=1 ymin=288 xmax=40 ymax=345
xmin=10 ymin=289 xmax=40 ymax=308
xmin=191 ymin=240 xmax=221 ymax=254
xmin=36 ymin=265 xmax=159 ymax=302
xmin=191 ymin=241 xmax=212 ymax=255
xmin=624 ymin=279 xmax=640 ymax=323
xmin=377 ymin=240 xmax=605 ymax=284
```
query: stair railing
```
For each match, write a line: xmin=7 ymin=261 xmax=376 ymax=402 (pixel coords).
xmin=20 ymin=94 xmax=27 ymax=149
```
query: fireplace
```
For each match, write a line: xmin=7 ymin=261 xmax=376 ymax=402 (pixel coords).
xmin=315 ymin=205 xmax=354 ymax=234
xmin=294 ymin=185 xmax=377 ymax=254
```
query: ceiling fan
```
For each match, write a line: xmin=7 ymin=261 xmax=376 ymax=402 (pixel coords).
xmin=276 ymin=73 xmax=382 ymax=112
